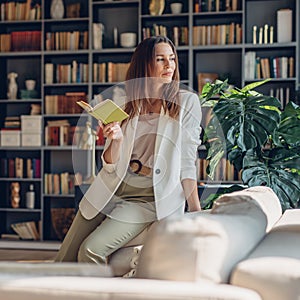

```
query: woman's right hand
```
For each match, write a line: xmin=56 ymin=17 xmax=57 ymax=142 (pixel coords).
xmin=99 ymin=121 xmax=123 ymax=141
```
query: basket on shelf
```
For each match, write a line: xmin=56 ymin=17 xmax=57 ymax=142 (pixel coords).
xmin=51 ymin=208 xmax=75 ymax=241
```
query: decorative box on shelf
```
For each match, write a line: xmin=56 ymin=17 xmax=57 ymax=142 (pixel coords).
xmin=0 ymin=130 xmax=21 ymax=147
xmin=21 ymin=133 xmax=42 ymax=147
xmin=21 ymin=115 xmax=42 ymax=133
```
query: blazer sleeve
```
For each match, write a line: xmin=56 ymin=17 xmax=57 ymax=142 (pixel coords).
xmin=100 ymin=138 xmax=118 ymax=173
xmin=180 ymin=91 xmax=202 ymax=180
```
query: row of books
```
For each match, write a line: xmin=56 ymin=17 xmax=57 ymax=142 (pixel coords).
xmin=245 ymin=52 xmax=294 ymax=80
xmin=44 ymin=120 xmax=105 ymax=147
xmin=3 ymin=116 xmax=20 ymax=129
xmin=0 ymin=0 xmax=41 ymax=21
xmin=194 ymin=0 xmax=240 ymax=13
xmin=270 ymin=87 xmax=291 ymax=110
xmin=44 ymin=119 xmax=73 ymax=146
xmin=44 ymin=61 xmax=89 ymax=84
xmin=197 ymin=158 xmax=241 ymax=182
xmin=93 ymin=62 xmax=130 ymax=83
xmin=0 ymin=157 xmax=41 ymax=179
xmin=44 ymin=172 xmax=76 ymax=195
xmin=0 ymin=31 xmax=41 ymax=52
xmin=142 ymin=26 xmax=189 ymax=46
xmin=11 ymin=221 xmax=40 ymax=240
xmin=193 ymin=23 xmax=242 ymax=46
xmin=44 ymin=92 xmax=86 ymax=115
xmin=45 ymin=31 xmax=89 ymax=51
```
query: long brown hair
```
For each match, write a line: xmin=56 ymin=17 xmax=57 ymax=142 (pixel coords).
xmin=124 ymin=36 xmax=180 ymax=119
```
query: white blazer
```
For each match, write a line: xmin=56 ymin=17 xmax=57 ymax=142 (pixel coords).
xmin=79 ymin=90 xmax=202 ymax=220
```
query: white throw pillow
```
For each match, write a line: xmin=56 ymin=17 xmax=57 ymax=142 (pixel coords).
xmin=136 ymin=186 xmax=282 ymax=283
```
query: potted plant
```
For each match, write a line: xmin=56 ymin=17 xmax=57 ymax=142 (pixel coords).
xmin=200 ymin=79 xmax=300 ymax=210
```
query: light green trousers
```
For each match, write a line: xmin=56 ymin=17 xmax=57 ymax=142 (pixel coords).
xmin=55 ymin=172 xmax=155 ymax=263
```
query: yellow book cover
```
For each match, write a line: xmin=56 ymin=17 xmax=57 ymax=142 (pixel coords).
xmin=77 ymin=99 xmax=129 ymax=125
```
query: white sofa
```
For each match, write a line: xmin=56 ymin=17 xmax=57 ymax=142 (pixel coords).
xmin=0 ymin=186 xmax=299 ymax=300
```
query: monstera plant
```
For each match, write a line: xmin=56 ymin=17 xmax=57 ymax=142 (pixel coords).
xmin=200 ymin=79 xmax=300 ymax=211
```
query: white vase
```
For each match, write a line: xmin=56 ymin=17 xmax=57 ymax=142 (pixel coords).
xmin=50 ymin=0 xmax=64 ymax=19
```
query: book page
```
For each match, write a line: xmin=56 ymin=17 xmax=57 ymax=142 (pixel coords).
xmin=77 ymin=99 xmax=129 ymax=124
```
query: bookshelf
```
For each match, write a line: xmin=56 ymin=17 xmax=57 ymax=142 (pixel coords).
xmin=0 ymin=0 xmax=299 ymax=246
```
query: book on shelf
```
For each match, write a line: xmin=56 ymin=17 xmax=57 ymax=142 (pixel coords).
xmin=0 ymin=233 xmax=20 ymax=240
xmin=44 ymin=172 xmax=75 ymax=195
xmin=4 ymin=116 xmax=20 ymax=129
xmin=44 ymin=119 xmax=72 ymax=146
xmin=15 ymin=157 xmax=23 ymax=178
xmin=66 ymin=3 xmax=81 ymax=18
xmin=76 ymin=99 xmax=129 ymax=125
xmin=11 ymin=221 xmax=40 ymax=240
xmin=45 ymin=63 xmax=54 ymax=84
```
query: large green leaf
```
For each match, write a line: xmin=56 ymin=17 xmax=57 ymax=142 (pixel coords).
xmin=200 ymin=79 xmax=229 ymax=103
xmin=213 ymin=95 xmax=281 ymax=149
xmin=227 ymin=146 xmax=243 ymax=171
xmin=240 ymin=79 xmax=271 ymax=94
xmin=242 ymin=149 xmax=300 ymax=210
xmin=204 ymin=117 xmax=226 ymax=179
xmin=273 ymin=102 xmax=300 ymax=147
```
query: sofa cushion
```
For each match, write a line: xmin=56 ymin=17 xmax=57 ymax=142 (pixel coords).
xmin=230 ymin=209 xmax=300 ymax=300
xmin=0 ymin=262 xmax=112 ymax=277
xmin=136 ymin=186 xmax=282 ymax=283
xmin=0 ymin=277 xmax=262 ymax=300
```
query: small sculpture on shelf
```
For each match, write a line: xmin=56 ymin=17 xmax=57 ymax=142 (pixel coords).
xmin=86 ymin=122 xmax=98 ymax=184
xmin=10 ymin=182 xmax=20 ymax=208
xmin=76 ymin=121 xmax=98 ymax=184
xmin=25 ymin=79 xmax=36 ymax=91
xmin=7 ymin=72 xmax=18 ymax=100
xmin=21 ymin=79 xmax=38 ymax=99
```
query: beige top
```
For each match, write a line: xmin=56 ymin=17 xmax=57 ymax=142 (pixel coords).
xmin=130 ymin=113 xmax=160 ymax=170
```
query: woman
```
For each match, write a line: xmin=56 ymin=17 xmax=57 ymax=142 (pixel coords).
xmin=55 ymin=36 xmax=202 ymax=264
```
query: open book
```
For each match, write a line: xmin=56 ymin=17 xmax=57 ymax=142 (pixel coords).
xmin=76 ymin=99 xmax=129 ymax=125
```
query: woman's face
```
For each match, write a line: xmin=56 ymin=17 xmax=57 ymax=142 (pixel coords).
xmin=151 ymin=42 xmax=176 ymax=83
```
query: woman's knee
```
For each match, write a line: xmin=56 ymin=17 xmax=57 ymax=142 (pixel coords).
xmin=77 ymin=240 xmax=107 ymax=264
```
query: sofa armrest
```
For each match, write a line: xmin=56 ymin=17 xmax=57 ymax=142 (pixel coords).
xmin=231 ymin=209 xmax=300 ymax=300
